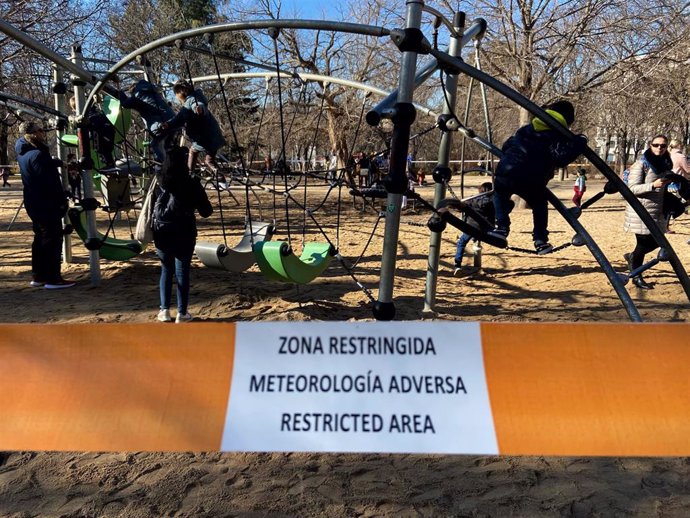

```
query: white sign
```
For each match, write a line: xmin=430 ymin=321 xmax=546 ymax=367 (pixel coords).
xmin=221 ymin=322 xmax=498 ymax=454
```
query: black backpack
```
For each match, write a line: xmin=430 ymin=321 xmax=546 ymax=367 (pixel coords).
xmin=152 ymin=188 xmax=191 ymax=233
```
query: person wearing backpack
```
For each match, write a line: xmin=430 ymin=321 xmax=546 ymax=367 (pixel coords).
xmin=152 ymin=146 xmax=213 ymax=322
xmin=623 ymin=135 xmax=672 ymax=290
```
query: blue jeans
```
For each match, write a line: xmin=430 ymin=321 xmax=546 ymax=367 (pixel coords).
xmin=156 ymin=247 xmax=193 ymax=314
xmin=454 ymin=233 xmax=473 ymax=266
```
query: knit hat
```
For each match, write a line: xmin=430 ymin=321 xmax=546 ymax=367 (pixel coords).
xmin=19 ymin=120 xmax=44 ymax=135
xmin=544 ymin=100 xmax=575 ymax=126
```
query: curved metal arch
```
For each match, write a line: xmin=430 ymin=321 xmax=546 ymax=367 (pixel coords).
xmin=85 ymin=19 xmax=391 ymax=112
xmin=426 ymin=44 xmax=690 ymax=319
xmin=188 ymin=71 xmax=439 ymax=120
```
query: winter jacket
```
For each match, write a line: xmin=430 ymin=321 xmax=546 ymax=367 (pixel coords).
xmin=166 ymin=89 xmax=226 ymax=154
xmin=464 ymin=192 xmax=496 ymax=230
xmin=152 ymin=173 xmax=213 ymax=251
xmin=495 ymin=118 xmax=586 ymax=188
xmin=670 ymin=148 xmax=690 ymax=178
xmin=16 ymin=137 xmax=67 ymax=221
xmin=623 ymin=149 xmax=673 ymax=235
xmin=119 ymin=80 xmax=175 ymax=131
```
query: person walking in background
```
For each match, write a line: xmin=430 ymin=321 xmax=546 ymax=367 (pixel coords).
xmin=152 ymin=146 xmax=213 ymax=323
xmin=669 ymin=139 xmax=690 ymax=179
xmin=572 ymin=168 xmax=587 ymax=207
xmin=623 ymin=135 xmax=672 ymax=290
xmin=327 ymin=151 xmax=338 ymax=184
xmin=2 ymin=166 xmax=10 ymax=187
xmin=16 ymin=121 xmax=74 ymax=289
xmin=163 ymin=80 xmax=226 ymax=173
xmin=489 ymin=100 xmax=587 ymax=254
xmin=453 ymin=182 xmax=495 ymax=274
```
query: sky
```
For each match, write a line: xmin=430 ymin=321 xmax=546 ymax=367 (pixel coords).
xmin=274 ymin=0 xmax=341 ymax=20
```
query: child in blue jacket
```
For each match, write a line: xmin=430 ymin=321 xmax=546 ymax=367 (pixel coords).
xmin=490 ymin=100 xmax=587 ymax=254
xmin=164 ymin=80 xmax=226 ymax=172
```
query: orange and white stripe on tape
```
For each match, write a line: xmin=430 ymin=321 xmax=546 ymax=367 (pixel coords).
xmin=0 ymin=322 xmax=688 ymax=455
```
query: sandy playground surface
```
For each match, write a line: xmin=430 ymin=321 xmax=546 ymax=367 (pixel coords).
xmin=1 ymin=175 xmax=689 ymax=516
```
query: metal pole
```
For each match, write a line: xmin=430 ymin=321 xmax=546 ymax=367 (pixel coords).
xmin=459 ymin=76 xmax=474 ymax=199
xmin=71 ymin=44 xmax=101 ymax=286
xmin=423 ymin=11 xmax=465 ymax=314
xmin=53 ymin=65 xmax=71 ymax=263
xmin=475 ymin=49 xmax=494 ymax=170
xmin=0 ymin=19 xmax=101 ymax=89
xmin=372 ymin=0 xmax=424 ymax=321
xmin=366 ymin=18 xmax=486 ymax=125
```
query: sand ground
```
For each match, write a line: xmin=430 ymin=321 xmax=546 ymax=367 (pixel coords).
xmin=1 ymin=175 xmax=689 ymax=517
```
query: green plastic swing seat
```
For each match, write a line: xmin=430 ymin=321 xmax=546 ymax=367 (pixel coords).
xmin=68 ymin=206 xmax=143 ymax=261
xmin=253 ymin=241 xmax=335 ymax=284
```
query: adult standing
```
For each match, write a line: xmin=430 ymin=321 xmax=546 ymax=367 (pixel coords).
xmin=16 ymin=121 xmax=74 ymax=289
xmin=623 ymin=135 xmax=672 ymax=290
xmin=327 ymin=152 xmax=338 ymax=184
xmin=152 ymin=146 xmax=213 ymax=323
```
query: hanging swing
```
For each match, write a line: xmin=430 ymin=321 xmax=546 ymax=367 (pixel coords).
xmin=67 ymin=206 xmax=143 ymax=261
xmin=196 ymin=221 xmax=275 ymax=272
xmin=251 ymin=27 xmax=336 ymax=283
xmin=187 ymin=37 xmax=276 ymax=272
xmin=253 ymin=241 xmax=335 ymax=283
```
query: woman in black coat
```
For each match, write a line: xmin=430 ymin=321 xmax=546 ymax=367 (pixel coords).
xmin=152 ymin=146 xmax=213 ymax=323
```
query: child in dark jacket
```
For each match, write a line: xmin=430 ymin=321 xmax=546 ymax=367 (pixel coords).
xmin=454 ymin=182 xmax=494 ymax=271
xmin=490 ymin=100 xmax=587 ymax=254
xmin=164 ymin=80 xmax=226 ymax=173
xmin=118 ymin=80 xmax=176 ymax=162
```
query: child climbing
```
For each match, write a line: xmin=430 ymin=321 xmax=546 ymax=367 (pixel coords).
xmin=489 ymin=100 xmax=587 ymax=254
xmin=118 ymin=80 xmax=176 ymax=163
xmin=453 ymin=182 xmax=494 ymax=274
xmin=163 ymin=80 xmax=226 ymax=173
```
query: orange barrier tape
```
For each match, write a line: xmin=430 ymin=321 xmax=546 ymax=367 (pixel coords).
xmin=481 ymin=323 xmax=690 ymax=456
xmin=0 ymin=324 xmax=234 ymax=451
xmin=1 ymin=322 xmax=689 ymax=455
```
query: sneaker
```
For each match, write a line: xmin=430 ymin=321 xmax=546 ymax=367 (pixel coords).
xmin=30 ymin=279 xmax=45 ymax=287
xmin=157 ymin=309 xmax=172 ymax=322
xmin=534 ymin=241 xmax=553 ymax=255
xmin=488 ymin=227 xmax=509 ymax=238
xmin=486 ymin=228 xmax=509 ymax=246
xmin=44 ymin=279 xmax=76 ymax=289
xmin=175 ymin=312 xmax=193 ymax=323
